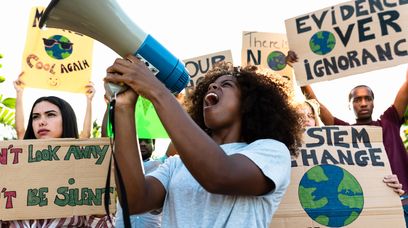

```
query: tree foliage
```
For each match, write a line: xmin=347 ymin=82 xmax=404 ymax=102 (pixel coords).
xmin=402 ymin=106 xmax=408 ymax=151
xmin=0 ymin=53 xmax=17 ymax=139
xmin=92 ymin=119 xmax=101 ymax=138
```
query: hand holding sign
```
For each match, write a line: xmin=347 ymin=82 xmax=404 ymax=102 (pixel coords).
xmin=285 ymin=0 xmax=408 ymax=86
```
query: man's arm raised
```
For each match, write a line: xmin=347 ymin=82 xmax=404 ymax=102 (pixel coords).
xmin=286 ymin=50 xmax=334 ymax=125
xmin=286 ymin=51 xmax=335 ymax=125
xmin=393 ymin=66 xmax=408 ymax=119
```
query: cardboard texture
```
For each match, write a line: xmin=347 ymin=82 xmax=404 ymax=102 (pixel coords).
xmin=241 ymin=31 xmax=293 ymax=82
xmin=0 ymin=138 xmax=115 ymax=220
xmin=21 ymin=7 xmax=94 ymax=93
xmin=285 ymin=0 xmax=408 ymax=86
xmin=270 ymin=126 xmax=405 ymax=227
xmin=183 ymin=50 xmax=233 ymax=96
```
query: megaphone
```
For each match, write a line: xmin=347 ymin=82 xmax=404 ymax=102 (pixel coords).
xmin=39 ymin=0 xmax=190 ymax=96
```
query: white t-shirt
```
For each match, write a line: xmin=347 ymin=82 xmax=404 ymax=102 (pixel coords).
xmin=149 ymin=139 xmax=291 ymax=228
xmin=115 ymin=159 xmax=163 ymax=228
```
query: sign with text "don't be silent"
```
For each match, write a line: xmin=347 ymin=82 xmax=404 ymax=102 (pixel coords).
xmin=0 ymin=138 xmax=115 ymax=221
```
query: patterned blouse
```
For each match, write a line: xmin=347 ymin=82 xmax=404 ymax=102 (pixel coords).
xmin=1 ymin=214 xmax=115 ymax=228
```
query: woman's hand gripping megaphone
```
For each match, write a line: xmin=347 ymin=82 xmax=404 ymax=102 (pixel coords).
xmin=104 ymin=55 xmax=168 ymax=102
xmin=104 ymin=55 xmax=158 ymax=97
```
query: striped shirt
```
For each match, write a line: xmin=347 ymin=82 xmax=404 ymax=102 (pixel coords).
xmin=1 ymin=215 xmax=115 ymax=228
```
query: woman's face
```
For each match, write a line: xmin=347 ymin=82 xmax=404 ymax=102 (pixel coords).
xmin=32 ymin=101 xmax=63 ymax=139
xmin=203 ymin=75 xmax=242 ymax=131
xmin=303 ymin=104 xmax=316 ymax=127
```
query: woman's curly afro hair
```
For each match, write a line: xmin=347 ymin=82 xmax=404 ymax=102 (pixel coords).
xmin=185 ymin=62 xmax=303 ymax=157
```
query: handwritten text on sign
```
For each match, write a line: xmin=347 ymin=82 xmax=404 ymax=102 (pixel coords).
xmin=271 ymin=126 xmax=405 ymax=228
xmin=285 ymin=0 xmax=408 ymax=85
xmin=0 ymin=138 xmax=115 ymax=221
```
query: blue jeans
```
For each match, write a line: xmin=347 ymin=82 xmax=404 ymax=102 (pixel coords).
xmin=402 ymin=195 xmax=408 ymax=228
xmin=403 ymin=204 xmax=408 ymax=228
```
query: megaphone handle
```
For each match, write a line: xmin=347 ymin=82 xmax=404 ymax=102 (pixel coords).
xmin=105 ymin=82 xmax=128 ymax=97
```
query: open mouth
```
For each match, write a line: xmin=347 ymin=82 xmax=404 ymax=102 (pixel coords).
xmin=38 ymin=129 xmax=49 ymax=135
xmin=204 ymin=92 xmax=219 ymax=107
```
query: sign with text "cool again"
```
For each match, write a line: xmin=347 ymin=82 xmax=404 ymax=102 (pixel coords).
xmin=285 ymin=0 xmax=408 ymax=86
xmin=0 ymin=138 xmax=115 ymax=221
xmin=270 ymin=126 xmax=405 ymax=228
xmin=22 ymin=7 xmax=94 ymax=93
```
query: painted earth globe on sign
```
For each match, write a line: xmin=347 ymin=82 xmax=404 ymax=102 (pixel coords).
xmin=267 ymin=51 xmax=287 ymax=71
xmin=43 ymin=35 xmax=73 ymax=60
xmin=298 ymin=164 xmax=364 ymax=227
xmin=309 ymin=31 xmax=336 ymax=55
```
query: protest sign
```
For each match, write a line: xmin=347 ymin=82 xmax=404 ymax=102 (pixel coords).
xmin=270 ymin=126 xmax=405 ymax=227
xmin=136 ymin=96 xmax=169 ymax=138
xmin=21 ymin=7 xmax=94 ymax=93
xmin=241 ymin=31 xmax=293 ymax=81
xmin=285 ymin=0 xmax=408 ymax=86
xmin=183 ymin=50 xmax=233 ymax=97
xmin=0 ymin=138 xmax=115 ymax=220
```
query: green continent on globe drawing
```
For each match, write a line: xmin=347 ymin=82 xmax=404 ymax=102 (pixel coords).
xmin=267 ymin=51 xmax=286 ymax=71
xmin=298 ymin=164 xmax=364 ymax=227
xmin=309 ymin=31 xmax=336 ymax=55
xmin=44 ymin=35 xmax=73 ymax=60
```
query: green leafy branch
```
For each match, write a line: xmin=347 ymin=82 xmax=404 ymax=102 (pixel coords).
xmin=92 ymin=119 xmax=101 ymax=138
xmin=0 ymin=53 xmax=16 ymax=129
xmin=402 ymin=106 xmax=408 ymax=151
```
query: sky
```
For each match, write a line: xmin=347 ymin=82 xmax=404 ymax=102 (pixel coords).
xmin=0 ymin=0 xmax=406 ymax=149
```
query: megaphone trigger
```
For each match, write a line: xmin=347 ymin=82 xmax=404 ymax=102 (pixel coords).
xmin=104 ymin=82 xmax=128 ymax=99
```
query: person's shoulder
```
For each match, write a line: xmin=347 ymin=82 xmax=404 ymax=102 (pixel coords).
xmin=144 ymin=159 xmax=162 ymax=167
xmin=385 ymin=105 xmax=397 ymax=114
xmin=247 ymin=139 xmax=290 ymax=155
xmin=249 ymin=139 xmax=286 ymax=147
xmin=161 ymin=154 xmax=182 ymax=166
xmin=379 ymin=105 xmax=402 ymax=123
xmin=333 ymin=117 xmax=350 ymax=125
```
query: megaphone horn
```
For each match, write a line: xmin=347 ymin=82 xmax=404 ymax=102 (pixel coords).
xmin=39 ymin=0 xmax=190 ymax=95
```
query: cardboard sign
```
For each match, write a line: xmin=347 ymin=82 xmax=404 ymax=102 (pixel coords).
xmin=183 ymin=50 xmax=233 ymax=97
xmin=0 ymin=138 xmax=115 ymax=221
xmin=241 ymin=31 xmax=293 ymax=81
xmin=285 ymin=1 xmax=408 ymax=86
xmin=270 ymin=126 xmax=405 ymax=227
xmin=21 ymin=7 xmax=94 ymax=93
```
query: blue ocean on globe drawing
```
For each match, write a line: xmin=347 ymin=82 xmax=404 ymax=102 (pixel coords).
xmin=299 ymin=164 xmax=364 ymax=227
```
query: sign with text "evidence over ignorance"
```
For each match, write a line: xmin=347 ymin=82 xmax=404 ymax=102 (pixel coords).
xmin=0 ymin=138 xmax=116 ymax=221
xmin=241 ymin=31 xmax=293 ymax=82
xmin=270 ymin=126 xmax=405 ymax=228
xmin=285 ymin=0 xmax=408 ymax=86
